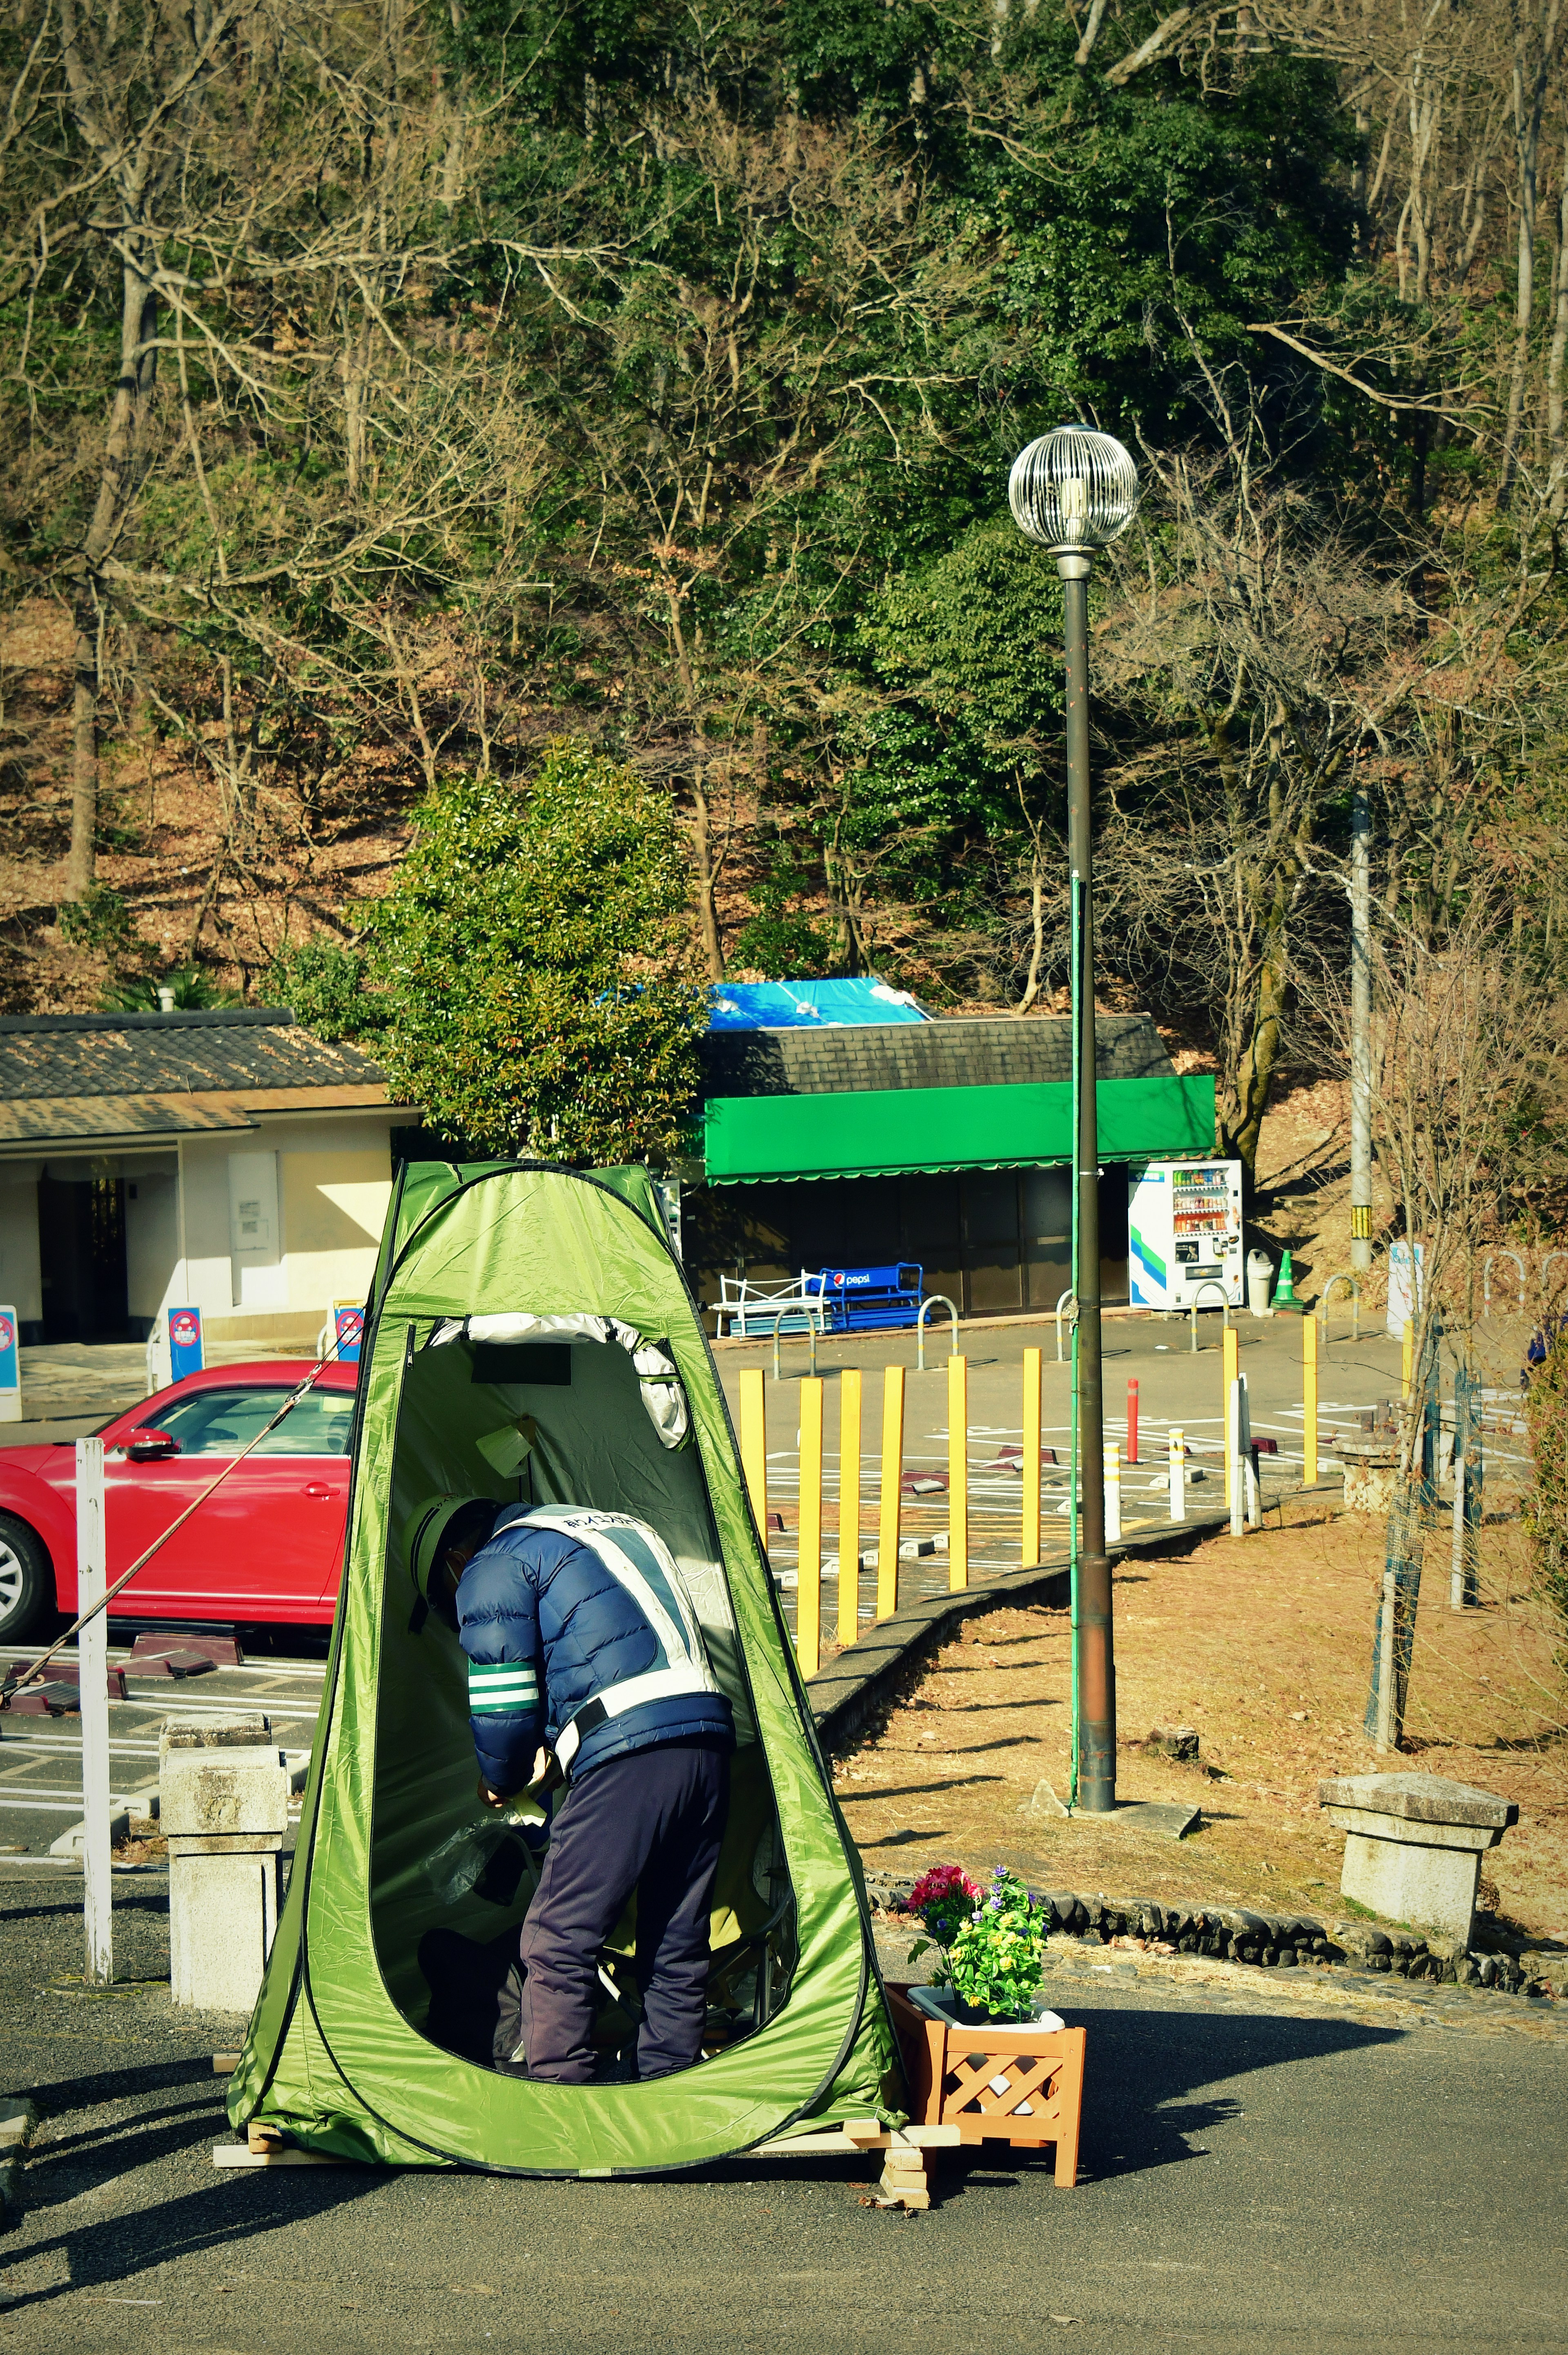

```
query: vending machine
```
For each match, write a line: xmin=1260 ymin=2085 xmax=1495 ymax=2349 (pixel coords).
xmin=1127 ymin=1160 xmax=1244 ymax=1310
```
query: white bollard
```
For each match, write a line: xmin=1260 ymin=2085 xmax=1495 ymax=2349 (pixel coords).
xmin=1228 ymin=1377 xmax=1245 ymax=1537
xmin=76 ymin=1437 xmax=112 ymax=1985
xmin=161 ymin=1716 xmax=289 ymax=2012
xmin=1104 ymin=1442 xmax=1122 ymax=1544
xmin=1168 ymin=1426 xmax=1186 ymax=1522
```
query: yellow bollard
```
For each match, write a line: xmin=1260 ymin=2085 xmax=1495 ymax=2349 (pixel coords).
xmin=739 ymin=1367 xmax=767 ymax=1551
xmin=1022 ymin=1346 xmax=1043 ymax=1568
xmin=1303 ymin=1313 xmax=1319 ymax=1488
xmin=837 ymin=1370 xmax=862 ymax=1649
xmin=877 ymin=1366 xmax=904 ymax=1620
xmin=1223 ymin=1324 xmax=1239 ymax=1509
xmin=1402 ymin=1318 xmax=1414 ymax=1401
xmin=948 ymin=1354 xmax=969 ymax=1592
xmin=798 ymin=1377 xmax=824 ymax=1675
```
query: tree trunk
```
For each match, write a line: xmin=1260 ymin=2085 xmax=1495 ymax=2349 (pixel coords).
xmin=67 ymin=248 xmax=159 ymax=901
xmin=1499 ymin=0 xmax=1561 ymax=509
xmin=1220 ymin=869 xmax=1290 ymax=1183
xmin=690 ymin=774 xmax=724 ymax=980
xmin=1548 ymin=125 xmax=1568 ymax=519
xmin=1017 ymin=856 xmax=1046 ymax=1012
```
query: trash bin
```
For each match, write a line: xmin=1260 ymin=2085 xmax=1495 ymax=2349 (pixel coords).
xmin=1246 ymin=1249 xmax=1274 ymax=1319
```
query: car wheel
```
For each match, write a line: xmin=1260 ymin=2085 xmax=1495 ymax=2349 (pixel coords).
xmin=0 ymin=1515 xmax=51 ymax=1644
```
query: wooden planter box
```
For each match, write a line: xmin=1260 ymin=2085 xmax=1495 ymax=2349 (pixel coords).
xmin=886 ymin=1982 xmax=1086 ymax=2187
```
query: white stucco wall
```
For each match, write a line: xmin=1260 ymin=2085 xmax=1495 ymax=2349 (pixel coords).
xmin=173 ymin=1116 xmax=394 ymax=1327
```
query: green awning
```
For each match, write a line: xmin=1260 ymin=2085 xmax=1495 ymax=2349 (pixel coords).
xmin=702 ymin=1074 xmax=1216 ymax=1184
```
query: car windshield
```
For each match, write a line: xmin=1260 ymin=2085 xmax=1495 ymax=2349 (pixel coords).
xmin=143 ymin=1386 xmax=354 ymax=1458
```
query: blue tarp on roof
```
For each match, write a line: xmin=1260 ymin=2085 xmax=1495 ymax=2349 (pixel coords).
xmin=706 ymin=979 xmax=930 ymax=1031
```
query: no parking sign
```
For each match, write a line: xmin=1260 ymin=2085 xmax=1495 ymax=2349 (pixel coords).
xmin=0 ymin=1306 xmax=19 ymax=1423
xmin=168 ymin=1306 xmax=204 ymax=1381
xmin=332 ymin=1303 xmax=365 ymax=1364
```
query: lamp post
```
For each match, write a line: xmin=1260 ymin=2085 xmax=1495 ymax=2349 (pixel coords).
xmin=1008 ymin=423 xmax=1138 ymax=1815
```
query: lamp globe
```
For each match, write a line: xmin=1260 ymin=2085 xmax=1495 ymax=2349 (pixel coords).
xmin=1007 ymin=425 xmax=1138 ymax=553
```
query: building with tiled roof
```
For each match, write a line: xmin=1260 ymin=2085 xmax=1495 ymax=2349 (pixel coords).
xmin=0 ymin=1009 xmax=414 ymax=1351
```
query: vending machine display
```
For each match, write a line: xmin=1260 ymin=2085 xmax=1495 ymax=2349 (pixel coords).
xmin=1127 ymin=1160 xmax=1244 ymax=1309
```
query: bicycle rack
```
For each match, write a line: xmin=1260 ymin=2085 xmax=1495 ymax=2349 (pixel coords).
xmin=1188 ymin=1282 xmax=1231 ymax=1353
xmin=1318 ymin=1270 xmax=1361 ymax=1347
xmin=768 ymin=1307 xmax=823 ymax=1382
xmin=915 ymin=1294 xmax=960 ymax=1373
xmin=1482 ymin=1250 xmax=1526 ymax=1316
xmin=1055 ymin=1290 xmax=1078 ymax=1364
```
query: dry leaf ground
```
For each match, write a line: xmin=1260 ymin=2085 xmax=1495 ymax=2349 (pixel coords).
xmin=834 ymin=1500 xmax=1568 ymax=1941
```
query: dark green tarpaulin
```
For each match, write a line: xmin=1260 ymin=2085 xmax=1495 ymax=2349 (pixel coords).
xmin=227 ymin=1161 xmax=902 ymax=2173
xmin=702 ymin=1074 xmax=1216 ymax=1184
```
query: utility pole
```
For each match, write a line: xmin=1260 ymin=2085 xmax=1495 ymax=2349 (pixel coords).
xmin=1350 ymin=780 xmax=1373 ymax=1273
xmin=1009 ymin=425 xmax=1138 ymax=1816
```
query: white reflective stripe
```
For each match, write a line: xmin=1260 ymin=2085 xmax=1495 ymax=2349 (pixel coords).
xmin=554 ymin=1664 xmax=719 ymax=1770
xmin=524 ymin=1512 xmax=710 ymax=1678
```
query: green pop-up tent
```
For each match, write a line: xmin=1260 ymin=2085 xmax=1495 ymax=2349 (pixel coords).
xmin=228 ymin=1159 xmax=904 ymax=2173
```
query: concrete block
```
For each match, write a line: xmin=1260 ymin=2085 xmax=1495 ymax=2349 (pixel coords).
xmin=161 ymin=1721 xmax=288 ymax=2014
xmin=161 ymin=1747 xmax=289 ymax=1844
xmin=1319 ymin=1771 xmax=1518 ymax=1945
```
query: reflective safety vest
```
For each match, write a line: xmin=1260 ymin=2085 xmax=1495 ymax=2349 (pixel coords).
xmin=494 ymin=1505 xmax=722 ymax=1775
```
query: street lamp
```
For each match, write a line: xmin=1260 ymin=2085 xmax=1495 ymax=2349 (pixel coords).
xmin=1008 ymin=423 xmax=1138 ymax=1816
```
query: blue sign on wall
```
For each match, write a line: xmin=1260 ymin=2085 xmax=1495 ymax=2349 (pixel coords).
xmin=168 ymin=1306 xmax=204 ymax=1382
xmin=333 ymin=1304 xmax=365 ymax=1364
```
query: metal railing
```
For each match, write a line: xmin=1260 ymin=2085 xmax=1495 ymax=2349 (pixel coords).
xmin=1318 ymin=1271 xmax=1361 ymax=1347
xmin=915 ymin=1294 xmax=959 ymax=1373
xmin=1188 ymin=1281 xmax=1231 ymax=1353
xmin=768 ymin=1306 xmax=824 ymax=1381
xmin=1543 ymin=1251 xmax=1568 ymax=1309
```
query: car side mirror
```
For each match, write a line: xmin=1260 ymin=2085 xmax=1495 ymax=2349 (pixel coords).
xmin=124 ymin=1429 xmax=179 ymax=1462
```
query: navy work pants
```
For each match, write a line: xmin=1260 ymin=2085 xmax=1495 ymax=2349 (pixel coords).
xmin=519 ymin=1736 xmax=729 ymax=2083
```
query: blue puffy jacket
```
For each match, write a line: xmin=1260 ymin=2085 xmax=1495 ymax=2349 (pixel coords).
xmin=456 ymin=1503 xmax=735 ymax=1793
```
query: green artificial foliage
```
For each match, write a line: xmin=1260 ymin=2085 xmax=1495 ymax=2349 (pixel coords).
xmin=367 ymin=744 xmax=705 ymax=1164
xmin=943 ymin=1867 xmax=1051 ymax=2020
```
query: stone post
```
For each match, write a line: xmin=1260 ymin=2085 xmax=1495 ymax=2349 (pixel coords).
xmin=1318 ymin=1771 xmax=1518 ymax=1947
xmin=160 ymin=1714 xmax=290 ymax=2013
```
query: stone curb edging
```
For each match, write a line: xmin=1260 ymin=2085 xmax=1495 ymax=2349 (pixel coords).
xmin=866 ymin=1878 xmax=1566 ymax=2003
xmin=802 ymin=1492 xmax=1345 ymax=1753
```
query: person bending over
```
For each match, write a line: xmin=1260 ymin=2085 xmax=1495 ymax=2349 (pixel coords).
xmin=412 ymin=1495 xmax=734 ymax=2083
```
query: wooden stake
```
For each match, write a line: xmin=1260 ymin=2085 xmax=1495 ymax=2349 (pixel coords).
xmin=739 ymin=1368 xmax=767 ymax=1555
xmin=798 ymin=1377 xmax=823 ymax=1673
xmin=1022 ymin=1346 xmax=1042 ymax=1567
xmin=1303 ymin=1313 xmax=1319 ymax=1487
xmin=877 ymin=1366 xmax=904 ymax=1620
xmin=76 ymin=1437 xmax=111 ymax=1986
xmin=948 ymin=1354 xmax=968 ymax=1592
xmin=837 ymin=1369 xmax=862 ymax=1649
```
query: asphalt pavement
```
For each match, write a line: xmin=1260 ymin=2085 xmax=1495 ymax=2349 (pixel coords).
xmin=0 ymin=1876 xmax=1564 ymax=2354
xmin=0 ymin=1648 xmax=325 ymax=1867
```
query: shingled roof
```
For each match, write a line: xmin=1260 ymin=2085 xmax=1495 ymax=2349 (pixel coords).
xmin=0 ymin=1008 xmax=383 ymax=1098
xmin=0 ymin=1009 xmax=401 ymax=1150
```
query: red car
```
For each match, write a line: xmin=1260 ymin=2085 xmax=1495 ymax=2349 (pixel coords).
xmin=0 ymin=1361 xmax=359 ymax=1643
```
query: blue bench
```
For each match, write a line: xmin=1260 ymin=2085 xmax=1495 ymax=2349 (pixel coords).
xmin=813 ymin=1263 xmax=925 ymax=1333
